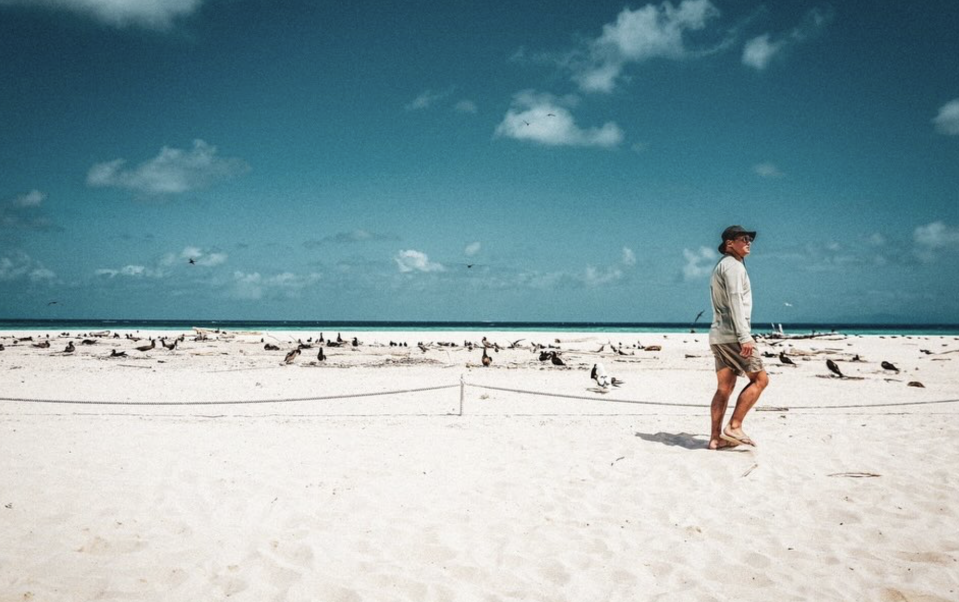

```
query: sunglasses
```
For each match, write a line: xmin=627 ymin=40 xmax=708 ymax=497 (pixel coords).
xmin=735 ymin=235 xmax=754 ymax=243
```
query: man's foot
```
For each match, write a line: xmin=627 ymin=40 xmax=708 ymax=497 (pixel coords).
xmin=708 ymin=438 xmax=739 ymax=450
xmin=721 ymin=425 xmax=756 ymax=447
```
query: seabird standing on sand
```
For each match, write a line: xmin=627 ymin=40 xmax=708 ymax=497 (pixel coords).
xmin=64 ymin=341 xmax=75 ymax=353
xmin=481 ymin=347 xmax=492 ymax=367
xmin=317 ymin=347 xmax=326 ymax=362
xmin=135 ymin=339 xmax=155 ymax=352
xmin=779 ymin=352 xmax=795 ymax=366
xmin=550 ymin=352 xmax=566 ymax=366
xmin=264 ymin=343 xmax=280 ymax=350
xmin=284 ymin=348 xmax=301 ymax=364
xmin=880 ymin=361 xmax=900 ymax=373
xmin=590 ymin=363 xmax=623 ymax=388
xmin=826 ymin=359 xmax=844 ymax=378
xmin=109 ymin=349 xmax=127 ymax=357
xmin=161 ymin=338 xmax=178 ymax=350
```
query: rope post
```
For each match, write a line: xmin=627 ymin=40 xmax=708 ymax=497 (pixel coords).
xmin=459 ymin=374 xmax=465 ymax=416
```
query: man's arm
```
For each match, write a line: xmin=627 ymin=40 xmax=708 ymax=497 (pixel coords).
xmin=724 ymin=262 xmax=754 ymax=353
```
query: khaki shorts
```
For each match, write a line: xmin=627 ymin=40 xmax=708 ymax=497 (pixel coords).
xmin=711 ymin=343 xmax=765 ymax=377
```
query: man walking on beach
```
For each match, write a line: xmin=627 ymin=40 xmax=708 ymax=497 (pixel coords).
xmin=708 ymin=225 xmax=769 ymax=450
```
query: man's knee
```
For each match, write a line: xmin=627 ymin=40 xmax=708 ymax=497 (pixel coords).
xmin=749 ymin=371 xmax=769 ymax=390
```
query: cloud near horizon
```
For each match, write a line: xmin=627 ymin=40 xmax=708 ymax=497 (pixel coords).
xmin=394 ymin=249 xmax=445 ymax=273
xmin=573 ymin=0 xmax=720 ymax=93
xmin=303 ymin=230 xmax=400 ymax=248
xmin=87 ymin=140 xmax=248 ymax=196
xmin=0 ymin=251 xmax=56 ymax=283
xmin=495 ymin=91 xmax=623 ymax=148
xmin=682 ymin=246 xmax=718 ymax=281
xmin=0 ymin=0 xmax=205 ymax=29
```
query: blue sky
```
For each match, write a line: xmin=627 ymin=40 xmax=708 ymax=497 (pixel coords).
xmin=1 ymin=0 xmax=957 ymax=323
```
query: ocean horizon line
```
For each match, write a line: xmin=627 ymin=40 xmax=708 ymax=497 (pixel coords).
xmin=2 ymin=318 xmax=958 ymax=336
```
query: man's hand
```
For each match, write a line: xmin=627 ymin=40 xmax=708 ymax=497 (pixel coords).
xmin=740 ymin=342 xmax=754 ymax=358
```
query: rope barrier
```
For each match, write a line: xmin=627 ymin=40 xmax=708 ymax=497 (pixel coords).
xmin=0 ymin=384 xmax=459 ymax=407
xmin=467 ymin=383 xmax=704 ymax=408
xmin=0 ymin=380 xmax=957 ymax=411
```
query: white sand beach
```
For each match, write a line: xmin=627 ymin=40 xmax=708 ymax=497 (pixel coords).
xmin=1 ymin=329 xmax=958 ymax=601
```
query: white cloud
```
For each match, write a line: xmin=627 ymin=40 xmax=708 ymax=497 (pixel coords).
xmin=95 ymin=264 xmax=164 ymax=278
xmin=13 ymin=189 xmax=45 ymax=207
xmin=742 ymin=7 xmax=833 ymax=71
xmin=454 ymin=99 xmax=478 ymax=114
xmin=742 ymin=34 xmax=784 ymax=70
xmin=682 ymin=246 xmax=718 ymax=281
xmin=584 ymin=265 xmax=623 ymax=287
xmin=753 ymin=162 xmax=784 ymax=178
xmin=464 ymin=242 xmax=482 ymax=257
xmin=162 ymin=246 xmax=228 ymax=267
xmin=0 ymin=0 xmax=205 ymax=29
xmin=933 ymin=99 xmax=959 ymax=136
xmin=495 ymin=90 xmax=623 ymax=148
xmin=574 ymin=0 xmax=720 ymax=93
xmin=230 ymin=270 xmax=321 ymax=300
xmin=0 ymin=252 xmax=56 ymax=283
xmin=866 ymin=233 xmax=885 ymax=246
xmin=394 ymin=249 xmax=445 ymax=273
xmin=87 ymin=139 xmax=248 ymax=196
xmin=914 ymin=221 xmax=959 ymax=249
xmin=622 ymin=246 xmax=636 ymax=266
xmin=404 ymin=87 xmax=455 ymax=111
xmin=232 ymin=271 xmax=263 ymax=300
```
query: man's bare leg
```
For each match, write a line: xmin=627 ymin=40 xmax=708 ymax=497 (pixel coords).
xmin=724 ymin=370 xmax=769 ymax=445
xmin=709 ymin=368 xmax=738 ymax=450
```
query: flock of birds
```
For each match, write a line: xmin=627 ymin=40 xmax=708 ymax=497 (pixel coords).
xmin=1 ymin=330 xmax=945 ymax=390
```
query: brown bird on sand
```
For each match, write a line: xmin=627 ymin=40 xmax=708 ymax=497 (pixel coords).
xmin=907 ymin=381 xmax=925 ymax=388
xmin=826 ymin=359 xmax=843 ymax=378
xmin=336 ymin=333 xmax=344 ymax=343
xmin=64 ymin=341 xmax=75 ymax=353
xmin=81 ymin=339 xmax=97 ymax=345
xmin=317 ymin=347 xmax=326 ymax=362
xmin=161 ymin=338 xmax=178 ymax=350
xmin=284 ymin=348 xmax=301 ymax=364
xmin=109 ymin=349 xmax=127 ymax=357
xmin=779 ymin=352 xmax=795 ymax=366
xmin=135 ymin=339 xmax=155 ymax=352
xmin=264 ymin=343 xmax=280 ymax=350
xmin=550 ymin=352 xmax=566 ymax=366
xmin=352 ymin=337 xmax=360 ymax=347
xmin=418 ymin=343 xmax=429 ymax=353
xmin=881 ymin=361 xmax=900 ymax=373
xmin=481 ymin=347 xmax=492 ymax=367
xmin=33 ymin=340 xmax=51 ymax=349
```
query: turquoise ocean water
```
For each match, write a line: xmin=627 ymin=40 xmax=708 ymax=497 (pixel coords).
xmin=1 ymin=319 xmax=958 ymax=336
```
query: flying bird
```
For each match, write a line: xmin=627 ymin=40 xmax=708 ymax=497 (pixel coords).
xmin=692 ymin=310 xmax=705 ymax=324
xmin=779 ymin=352 xmax=795 ymax=366
xmin=546 ymin=113 xmax=556 ymax=117
xmin=47 ymin=301 xmax=59 ymax=306
xmin=826 ymin=359 xmax=843 ymax=378
xmin=284 ymin=348 xmax=301 ymax=364
xmin=881 ymin=361 xmax=900 ymax=373
xmin=188 ymin=258 xmax=196 ymax=265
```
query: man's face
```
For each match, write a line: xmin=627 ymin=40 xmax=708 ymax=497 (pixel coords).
xmin=729 ymin=235 xmax=752 ymax=257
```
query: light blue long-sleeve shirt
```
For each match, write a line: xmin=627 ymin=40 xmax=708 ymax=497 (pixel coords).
xmin=709 ymin=254 xmax=754 ymax=345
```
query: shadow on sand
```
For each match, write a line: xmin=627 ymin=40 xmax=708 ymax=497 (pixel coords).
xmin=635 ymin=431 xmax=753 ymax=452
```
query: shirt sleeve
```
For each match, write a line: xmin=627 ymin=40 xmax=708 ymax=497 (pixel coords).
xmin=724 ymin=261 xmax=754 ymax=344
